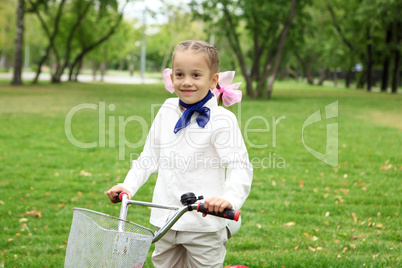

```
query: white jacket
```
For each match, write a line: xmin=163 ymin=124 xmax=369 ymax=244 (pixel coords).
xmin=120 ymin=96 xmax=253 ymax=232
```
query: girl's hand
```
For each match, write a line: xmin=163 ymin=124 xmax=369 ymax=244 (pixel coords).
xmin=202 ymin=197 xmax=233 ymax=217
xmin=106 ymin=185 xmax=132 ymax=202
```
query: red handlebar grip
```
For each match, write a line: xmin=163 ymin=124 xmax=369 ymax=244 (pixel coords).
xmin=111 ymin=191 xmax=129 ymax=204
xmin=197 ymin=203 xmax=240 ymax=221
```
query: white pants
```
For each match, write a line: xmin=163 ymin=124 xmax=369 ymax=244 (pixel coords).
xmin=152 ymin=228 xmax=228 ymax=268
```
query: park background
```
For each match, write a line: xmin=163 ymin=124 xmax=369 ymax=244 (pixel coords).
xmin=0 ymin=0 xmax=401 ymax=267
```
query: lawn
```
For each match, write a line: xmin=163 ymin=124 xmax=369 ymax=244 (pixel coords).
xmin=0 ymin=80 xmax=400 ymax=267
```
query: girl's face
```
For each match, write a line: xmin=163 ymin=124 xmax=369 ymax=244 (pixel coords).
xmin=171 ymin=50 xmax=218 ymax=105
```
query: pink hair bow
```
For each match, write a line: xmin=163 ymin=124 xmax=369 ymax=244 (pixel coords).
xmin=213 ymin=71 xmax=242 ymax=107
xmin=163 ymin=68 xmax=175 ymax=93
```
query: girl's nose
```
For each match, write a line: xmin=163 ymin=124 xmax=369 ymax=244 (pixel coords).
xmin=182 ymin=77 xmax=193 ymax=87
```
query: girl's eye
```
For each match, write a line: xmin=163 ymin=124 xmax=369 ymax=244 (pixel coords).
xmin=176 ymin=73 xmax=183 ymax=77
xmin=193 ymin=73 xmax=200 ymax=78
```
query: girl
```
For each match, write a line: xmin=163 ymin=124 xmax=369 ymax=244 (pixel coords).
xmin=107 ymin=40 xmax=253 ymax=268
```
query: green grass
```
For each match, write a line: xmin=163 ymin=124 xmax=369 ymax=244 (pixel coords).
xmin=0 ymin=80 xmax=400 ymax=267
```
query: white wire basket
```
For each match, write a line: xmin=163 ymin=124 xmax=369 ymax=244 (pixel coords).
xmin=64 ymin=208 xmax=154 ymax=268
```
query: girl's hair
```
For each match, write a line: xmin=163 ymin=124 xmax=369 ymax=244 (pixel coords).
xmin=172 ymin=40 xmax=223 ymax=105
xmin=172 ymin=40 xmax=219 ymax=75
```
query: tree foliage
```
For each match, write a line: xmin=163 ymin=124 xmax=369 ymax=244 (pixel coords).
xmin=324 ymin=0 xmax=402 ymax=92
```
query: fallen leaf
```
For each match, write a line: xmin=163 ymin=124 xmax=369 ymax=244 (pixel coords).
xmin=7 ymin=238 xmax=13 ymax=242
xmin=311 ymin=236 xmax=318 ymax=241
xmin=19 ymin=218 xmax=28 ymax=223
xmin=298 ymin=181 xmax=305 ymax=188
xmin=350 ymin=244 xmax=356 ymax=250
xmin=282 ymin=221 xmax=296 ymax=227
xmin=349 ymin=235 xmax=358 ymax=241
xmin=375 ymin=223 xmax=384 ymax=229
xmin=80 ymin=170 xmax=92 ymax=176
xmin=380 ymin=164 xmax=392 ymax=170
xmin=272 ymin=181 xmax=276 ymax=186
xmin=342 ymin=247 xmax=348 ymax=253
xmin=325 ymin=212 xmax=330 ymax=217
xmin=0 ymin=200 xmax=4 ymax=205
xmin=25 ymin=210 xmax=42 ymax=218
xmin=294 ymin=245 xmax=299 ymax=249
xmin=256 ymin=224 xmax=262 ymax=229
xmin=308 ymin=246 xmax=316 ymax=252
xmin=340 ymin=188 xmax=349 ymax=195
xmin=317 ymin=247 xmax=323 ymax=251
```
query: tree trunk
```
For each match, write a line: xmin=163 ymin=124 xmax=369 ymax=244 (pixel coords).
xmin=60 ymin=6 xmax=124 ymax=84
xmin=221 ymin=3 xmax=257 ymax=98
xmin=391 ymin=22 xmax=401 ymax=93
xmin=392 ymin=52 xmax=400 ymax=93
xmin=333 ymin=70 xmax=338 ymax=86
xmin=11 ymin=0 xmax=24 ymax=85
xmin=357 ymin=69 xmax=365 ymax=89
xmin=92 ymin=59 xmax=97 ymax=81
xmin=0 ymin=41 xmax=11 ymax=69
xmin=366 ymin=27 xmax=373 ymax=91
xmin=100 ymin=46 xmax=107 ymax=81
xmin=286 ymin=64 xmax=299 ymax=80
xmin=264 ymin=0 xmax=297 ymax=98
xmin=381 ymin=26 xmax=393 ymax=92
xmin=317 ymin=69 xmax=328 ymax=85
xmin=161 ymin=41 xmax=173 ymax=70
xmin=53 ymin=1 xmax=92 ymax=83
xmin=345 ymin=68 xmax=353 ymax=88
xmin=31 ymin=0 xmax=66 ymax=84
xmin=295 ymin=52 xmax=313 ymax=84
xmin=73 ymin=59 xmax=83 ymax=81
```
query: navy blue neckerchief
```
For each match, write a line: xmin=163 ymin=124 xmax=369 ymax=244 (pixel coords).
xmin=174 ymin=90 xmax=212 ymax=134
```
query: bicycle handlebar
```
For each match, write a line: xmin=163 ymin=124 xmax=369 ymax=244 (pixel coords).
xmin=113 ymin=192 xmax=240 ymax=221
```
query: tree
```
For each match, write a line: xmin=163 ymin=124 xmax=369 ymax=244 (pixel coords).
xmin=0 ymin=0 xmax=17 ymax=71
xmin=67 ymin=0 xmax=128 ymax=81
xmin=191 ymin=0 xmax=307 ymax=99
xmin=29 ymin=0 xmax=66 ymax=84
xmin=147 ymin=5 xmax=208 ymax=72
xmin=326 ymin=0 xmax=402 ymax=92
xmin=30 ymin=0 xmax=127 ymax=84
xmin=11 ymin=0 xmax=24 ymax=85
